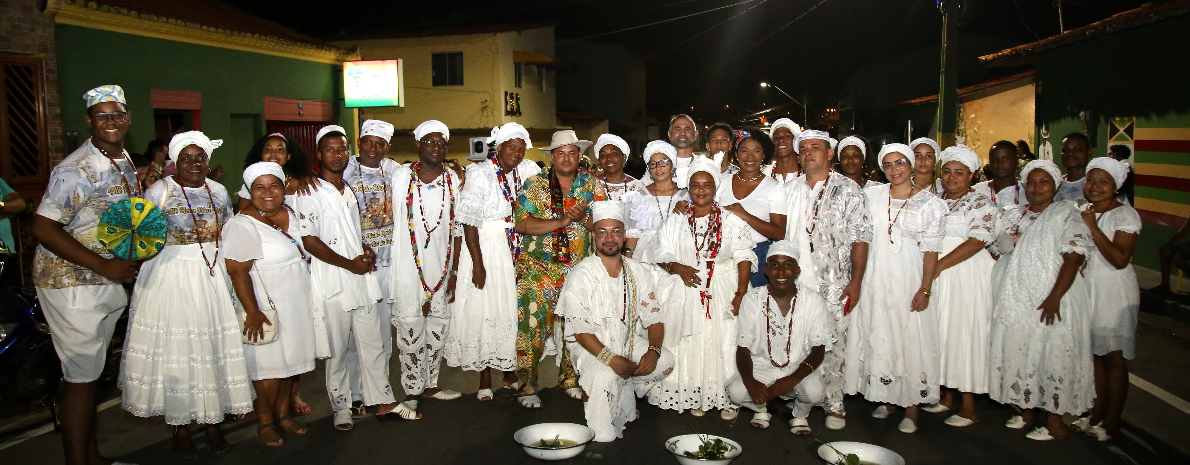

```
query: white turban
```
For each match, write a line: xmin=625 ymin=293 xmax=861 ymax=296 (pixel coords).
xmin=590 ymin=200 xmax=626 ymax=225
xmin=766 ymin=239 xmax=799 ymax=261
xmin=594 ymin=134 xmax=630 ymax=159
xmin=837 ymin=136 xmax=866 ymax=156
xmin=939 ymin=144 xmax=981 ymax=173
xmin=770 ymin=118 xmax=802 ymax=137
xmin=643 ymin=140 xmax=676 ymax=163
xmin=168 ymin=130 xmax=222 ymax=163
xmin=486 ymin=122 xmax=531 ymax=148
xmin=315 ymin=125 xmax=347 ymax=146
xmin=794 ymin=130 xmax=832 ymax=154
xmin=1087 ymin=157 xmax=1128 ymax=190
xmin=414 ymin=120 xmax=450 ymax=141
xmin=685 ymin=155 xmax=721 ymax=188
xmin=360 ymin=119 xmax=394 ymax=143
xmin=1021 ymin=159 xmax=1064 ymax=187
xmin=878 ymin=143 xmax=914 ymax=172
xmin=242 ymin=161 xmax=285 ymax=188
xmin=910 ymin=137 xmax=941 ymax=161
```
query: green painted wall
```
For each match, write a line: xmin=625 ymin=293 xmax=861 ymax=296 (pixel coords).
xmin=55 ymin=24 xmax=355 ymax=195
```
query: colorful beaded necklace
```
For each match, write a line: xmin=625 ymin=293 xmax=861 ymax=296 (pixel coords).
xmin=688 ymin=203 xmax=723 ymax=319
xmin=178 ymin=178 xmax=221 ymax=276
xmin=406 ymin=163 xmax=456 ymax=302
xmin=492 ymin=157 xmax=523 ymax=257
xmin=764 ymin=289 xmax=798 ymax=368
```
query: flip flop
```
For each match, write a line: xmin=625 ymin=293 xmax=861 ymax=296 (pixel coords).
xmin=750 ymin=412 xmax=772 ymax=429
xmin=278 ymin=415 xmax=309 ymax=436
xmin=256 ymin=424 xmax=284 ymax=446
xmin=1084 ymin=425 xmax=1113 ymax=442
xmin=377 ymin=400 xmax=422 ymax=420
xmin=291 ymin=401 xmax=312 ymax=417
xmin=790 ymin=417 xmax=812 ymax=436
xmin=477 ymin=389 xmax=494 ymax=401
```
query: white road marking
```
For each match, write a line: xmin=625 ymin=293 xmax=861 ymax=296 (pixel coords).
xmin=0 ymin=398 xmax=121 ymax=451
xmin=1130 ymin=373 xmax=1190 ymax=415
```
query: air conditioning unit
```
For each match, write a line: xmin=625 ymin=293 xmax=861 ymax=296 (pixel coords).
xmin=468 ymin=137 xmax=491 ymax=162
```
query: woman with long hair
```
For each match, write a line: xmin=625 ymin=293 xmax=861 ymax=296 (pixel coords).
xmin=235 ymin=133 xmax=316 ymax=212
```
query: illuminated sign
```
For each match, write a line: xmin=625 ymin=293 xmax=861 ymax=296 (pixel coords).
xmin=343 ymin=60 xmax=404 ymax=108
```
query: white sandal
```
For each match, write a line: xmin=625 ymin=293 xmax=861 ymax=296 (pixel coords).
xmin=565 ymin=387 xmax=584 ymax=400
xmin=790 ymin=417 xmax=812 ymax=436
xmin=750 ymin=412 xmax=772 ymax=429
xmin=379 ymin=400 xmax=421 ymax=420
xmin=1025 ymin=426 xmax=1056 ymax=441
xmin=1070 ymin=416 xmax=1092 ymax=433
xmin=519 ymin=395 xmax=542 ymax=409
xmin=720 ymin=408 xmax=739 ymax=421
xmin=944 ymin=414 xmax=977 ymax=427
xmin=429 ymin=389 xmax=462 ymax=400
xmin=871 ymin=405 xmax=894 ymax=419
xmin=476 ymin=389 xmax=494 ymax=401
xmin=333 ymin=409 xmax=354 ymax=431
xmin=1005 ymin=415 xmax=1026 ymax=429
xmin=1084 ymin=425 xmax=1112 ymax=442
xmin=824 ymin=415 xmax=847 ymax=431
xmin=922 ymin=403 xmax=951 ymax=413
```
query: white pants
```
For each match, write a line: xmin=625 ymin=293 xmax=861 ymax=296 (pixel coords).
xmin=395 ymin=315 xmax=448 ymax=396
xmin=348 ymin=266 xmax=393 ymax=402
xmin=820 ymin=300 xmax=848 ymax=415
xmin=571 ymin=337 xmax=675 ymax=443
xmin=727 ymin=364 xmax=824 ymax=420
xmin=38 ymin=284 xmax=128 ymax=383
xmin=324 ymin=302 xmax=395 ymax=411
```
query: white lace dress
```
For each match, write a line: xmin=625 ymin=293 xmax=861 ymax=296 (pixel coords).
xmin=844 ymin=186 xmax=947 ymax=406
xmin=638 ymin=209 xmax=758 ymax=412
xmin=120 ymin=178 xmax=253 ymax=425
xmin=1085 ymin=205 xmax=1142 ymax=359
xmin=931 ymin=190 xmax=997 ymax=393
xmin=599 ymin=176 xmax=646 ymax=202
xmin=621 ymin=185 xmax=690 ymax=255
xmin=988 ymin=202 xmax=1095 ymax=415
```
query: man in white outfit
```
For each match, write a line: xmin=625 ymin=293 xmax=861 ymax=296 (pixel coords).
xmin=296 ymin=125 xmax=398 ymax=430
xmin=555 ymin=200 xmax=674 ymax=442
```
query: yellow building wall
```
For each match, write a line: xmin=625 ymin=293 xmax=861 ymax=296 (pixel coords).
xmin=957 ymin=80 xmax=1036 ymax=165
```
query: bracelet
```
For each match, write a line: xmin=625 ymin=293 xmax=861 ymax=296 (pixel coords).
xmin=648 ymin=345 xmax=662 ymax=356
xmin=622 ymin=247 xmax=635 ymax=255
xmin=918 ymin=288 xmax=931 ymax=297
xmin=802 ymin=361 xmax=816 ymax=372
xmin=596 ymin=347 xmax=615 ymax=366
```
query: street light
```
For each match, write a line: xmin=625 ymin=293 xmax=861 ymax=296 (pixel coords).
xmin=760 ymin=82 xmax=807 ymax=127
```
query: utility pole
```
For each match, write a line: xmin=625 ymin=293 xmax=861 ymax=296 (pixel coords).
xmin=936 ymin=0 xmax=960 ymax=148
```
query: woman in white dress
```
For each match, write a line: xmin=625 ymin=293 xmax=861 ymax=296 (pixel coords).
xmin=844 ymin=143 xmax=947 ymax=434
xmin=640 ymin=156 xmax=757 ymax=419
xmin=922 ymin=145 xmax=997 ymax=427
xmin=717 ymin=130 xmax=787 ymax=287
xmin=1074 ymin=157 xmax=1141 ymax=442
xmin=622 ymin=141 xmax=688 ymax=258
xmin=120 ymin=132 xmax=251 ymax=460
xmin=446 ymin=123 xmax=540 ymax=400
xmin=224 ymin=162 xmax=324 ymax=446
xmin=989 ymin=160 xmax=1094 ymax=441
xmin=593 ymin=134 xmax=645 ymax=201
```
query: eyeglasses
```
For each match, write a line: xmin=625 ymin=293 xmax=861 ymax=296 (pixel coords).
xmin=91 ymin=111 xmax=128 ymax=123
xmin=881 ymin=158 xmax=910 ymax=170
xmin=594 ymin=227 xmax=625 ymax=235
xmin=647 ymin=159 xmax=672 ymax=168
xmin=419 ymin=140 xmax=448 ymax=148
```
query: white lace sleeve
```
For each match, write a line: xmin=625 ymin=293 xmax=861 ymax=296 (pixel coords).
xmin=622 ymin=190 xmax=644 ymax=238
xmin=918 ymin=197 xmax=948 ymax=253
xmin=1059 ymin=209 xmax=1096 ymax=257
xmin=1109 ymin=205 xmax=1143 ymax=235
xmin=725 ymin=214 xmax=759 ymax=271
xmin=456 ymin=164 xmax=493 ymax=228
xmin=965 ymin=194 xmax=998 ymax=243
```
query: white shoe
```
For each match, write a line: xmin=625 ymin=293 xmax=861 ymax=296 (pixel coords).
xmin=720 ymin=408 xmax=739 ymax=421
xmin=476 ymin=389 xmax=494 ymax=401
xmin=1085 ymin=425 xmax=1112 ymax=442
xmin=565 ymin=387 xmax=584 ymax=400
xmin=519 ymin=395 xmax=542 ymax=409
xmin=944 ymin=414 xmax=977 ymax=427
xmin=824 ymin=415 xmax=847 ymax=430
xmin=429 ymin=389 xmax=462 ymax=400
xmin=1025 ymin=426 xmax=1056 ymax=441
xmin=871 ymin=405 xmax=894 ymax=419
xmin=922 ymin=403 xmax=951 ymax=413
xmin=1005 ymin=415 xmax=1026 ymax=429
xmin=691 ymin=409 xmax=706 ymax=417
xmin=898 ymin=418 xmax=918 ymax=433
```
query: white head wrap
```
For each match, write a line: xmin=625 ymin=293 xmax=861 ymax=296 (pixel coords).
xmin=315 ymin=125 xmax=347 ymax=146
xmin=1087 ymin=157 xmax=1128 ymax=190
xmin=594 ymin=134 xmax=630 ymax=159
xmin=685 ymin=155 xmax=721 ymax=188
xmin=837 ymin=136 xmax=866 ymax=156
xmin=877 ymin=143 xmax=914 ymax=172
xmin=590 ymin=200 xmax=626 ymax=225
xmin=168 ymin=130 xmax=222 ymax=163
xmin=770 ymin=118 xmax=802 ymax=138
xmin=486 ymin=122 xmax=531 ymax=149
xmin=939 ymin=144 xmax=981 ymax=173
xmin=794 ymin=129 xmax=832 ymax=154
xmin=360 ymin=119 xmax=394 ymax=143
xmin=643 ymin=140 xmax=676 ymax=163
xmin=766 ymin=239 xmax=799 ymax=261
xmin=909 ymin=137 xmax=941 ymax=161
xmin=242 ymin=161 xmax=285 ymax=188
xmin=1021 ymin=159 xmax=1064 ymax=187
xmin=414 ymin=120 xmax=451 ymax=141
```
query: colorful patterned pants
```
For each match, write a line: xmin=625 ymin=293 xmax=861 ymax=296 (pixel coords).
xmin=515 ymin=258 xmax=578 ymax=396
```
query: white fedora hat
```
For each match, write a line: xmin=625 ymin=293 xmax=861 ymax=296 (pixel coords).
xmin=539 ymin=129 xmax=592 ymax=154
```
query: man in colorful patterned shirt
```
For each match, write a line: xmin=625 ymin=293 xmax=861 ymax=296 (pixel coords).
xmin=31 ymin=85 xmax=140 ymax=465
xmin=513 ymin=130 xmax=607 ymax=409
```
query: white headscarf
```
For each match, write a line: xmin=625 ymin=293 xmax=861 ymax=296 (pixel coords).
xmin=878 ymin=143 xmax=914 ymax=172
xmin=837 ymin=136 xmax=867 ymax=156
xmin=794 ymin=130 xmax=832 ymax=154
xmin=939 ymin=144 xmax=981 ymax=173
xmin=315 ymin=125 xmax=347 ymax=146
xmin=591 ymin=200 xmax=626 ymax=225
xmin=1021 ymin=159 xmax=1064 ymax=187
xmin=910 ymin=137 xmax=941 ymax=161
xmin=594 ymin=134 xmax=630 ymax=159
xmin=1087 ymin=157 xmax=1128 ymax=190
xmin=486 ymin=122 xmax=531 ymax=148
xmin=770 ymin=118 xmax=802 ymax=137
xmin=766 ymin=239 xmax=799 ymax=261
xmin=168 ymin=130 xmax=222 ymax=163
xmin=685 ymin=155 xmax=721 ymax=188
xmin=242 ymin=161 xmax=285 ymax=188
xmin=360 ymin=119 xmax=394 ymax=143
xmin=414 ymin=120 xmax=450 ymax=141
xmin=643 ymin=140 xmax=676 ymax=164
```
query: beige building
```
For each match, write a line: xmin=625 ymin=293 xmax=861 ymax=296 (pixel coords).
xmin=333 ymin=24 xmax=560 ymax=163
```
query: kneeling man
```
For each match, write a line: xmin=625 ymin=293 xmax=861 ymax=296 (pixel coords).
xmin=556 ymin=200 xmax=674 ymax=442
xmin=728 ymin=240 xmax=830 ymax=435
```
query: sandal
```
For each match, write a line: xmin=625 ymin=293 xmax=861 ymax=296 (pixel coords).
xmin=477 ymin=389 xmax=494 ymax=401
xmin=1084 ymin=425 xmax=1113 ymax=442
xmin=256 ymin=424 xmax=284 ymax=447
xmin=291 ymin=401 xmax=312 ymax=417
xmin=519 ymin=395 xmax=542 ymax=409
xmin=377 ymin=400 xmax=422 ymax=420
xmin=790 ymin=417 xmax=812 ymax=436
xmin=1069 ymin=416 xmax=1092 ymax=433
xmin=333 ymin=409 xmax=354 ymax=431
xmin=720 ymin=408 xmax=739 ymax=421
xmin=350 ymin=401 xmax=367 ymax=420
xmin=278 ymin=415 xmax=309 ymax=436
xmin=750 ymin=412 xmax=772 ymax=429
xmin=429 ymin=389 xmax=462 ymax=400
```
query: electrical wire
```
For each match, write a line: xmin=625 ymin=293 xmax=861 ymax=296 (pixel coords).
xmin=557 ymin=0 xmax=757 ymax=44
xmin=722 ymin=0 xmax=832 ymax=62
xmin=648 ymin=0 xmax=771 ymax=57
xmin=1011 ymin=0 xmax=1043 ymax=41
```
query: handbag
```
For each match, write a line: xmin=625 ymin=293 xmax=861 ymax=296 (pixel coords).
xmin=240 ymin=263 xmax=279 ymax=345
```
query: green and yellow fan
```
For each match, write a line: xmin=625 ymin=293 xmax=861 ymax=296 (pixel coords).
xmin=98 ymin=197 xmax=167 ymax=260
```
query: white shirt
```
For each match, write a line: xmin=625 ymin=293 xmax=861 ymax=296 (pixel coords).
xmin=717 ymin=174 xmax=786 ymax=243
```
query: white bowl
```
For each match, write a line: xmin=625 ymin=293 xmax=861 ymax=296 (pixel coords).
xmin=513 ymin=422 xmax=595 ymax=461
xmin=665 ymin=434 xmax=743 ymax=465
xmin=817 ymin=441 xmax=905 ymax=465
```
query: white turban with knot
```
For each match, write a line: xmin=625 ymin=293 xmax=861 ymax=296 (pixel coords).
xmin=168 ymin=130 xmax=223 ymax=163
xmin=878 ymin=143 xmax=914 ymax=172
xmin=315 ymin=125 xmax=347 ymax=146
xmin=794 ymin=129 xmax=832 ymax=154
xmin=685 ymin=155 xmax=722 ymax=188
xmin=414 ymin=120 xmax=451 ymax=141
xmin=591 ymin=200 xmax=626 ymax=225
xmin=766 ymin=239 xmax=800 ymax=261
xmin=360 ymin=119 xmax=394 ymax=143
xmin=594 ymin=134 xmax=630 ymax=159
xmin=939 ymin=144 xmax=981 ymax=173
xmin=770 ymin=118 xmax=802 ymax=137
xmin=487 ymin=122 xmax=531 ymax=148
xmin=837 ymin=136 xmax=867 ymax=156
xmin=910 ymin=137 xmax=941 ymax=161
xmin=242 ymin=161 xmax=286 ymax=188
xmin=1087 ymin=157 xmax=1129 ymax=190
xmin=643 ymin=140 xmax=676 ymax=164
xmin=1021 ymin=159 xmax=1064 ymax=187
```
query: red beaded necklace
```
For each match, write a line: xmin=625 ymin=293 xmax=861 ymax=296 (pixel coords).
xmin=492 ymin=158 xmax=523 ymax=257
xmin=688 ymin=203 xmax=723 ymax=319
xmin=178 ymin=178 xmax=221 ymax=276
xmin=405 ymin=163 xmax=456 ymax=302
xmin=764 ymin=289 xmax=798 ymax=368
xmin=804 ymin=181 xmax=828 ymax=252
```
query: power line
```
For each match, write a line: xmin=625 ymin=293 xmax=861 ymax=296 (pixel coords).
xmin=723 ymin=0 xmax=832 ymax=62
xmin=557 ymin=0 xmax=757 ymax=44
xmin=1011 ymin=0 xmax=1042 ymax=41
xmin=648 ymin=0 xmax=771 ymax=57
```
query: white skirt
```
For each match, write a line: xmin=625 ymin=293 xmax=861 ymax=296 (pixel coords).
xmin=120 ymin=243 xmax=254 ymax=425
xmin=931 ymin=236 xmax=993 ymax=393
xmin=444 ymin=221 xmax=518 ymax=371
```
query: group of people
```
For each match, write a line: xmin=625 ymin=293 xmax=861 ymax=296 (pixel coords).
xmin=34 ymin=85 xmax=1141 ymax=464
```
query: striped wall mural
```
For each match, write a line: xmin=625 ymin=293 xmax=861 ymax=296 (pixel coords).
xmin=1133 ymin=126 xmax=1190 ymax=228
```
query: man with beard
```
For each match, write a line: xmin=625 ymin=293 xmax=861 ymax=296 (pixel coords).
xmin=667 ymin=114 xmax=698 ymax=188
xmin=763 ymin=118 xmax=803 ymax=183
xmin=555 ymin=200 xmax=673 ymax=442
xmin=297 ymin=125 xmax=398 ymax=430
